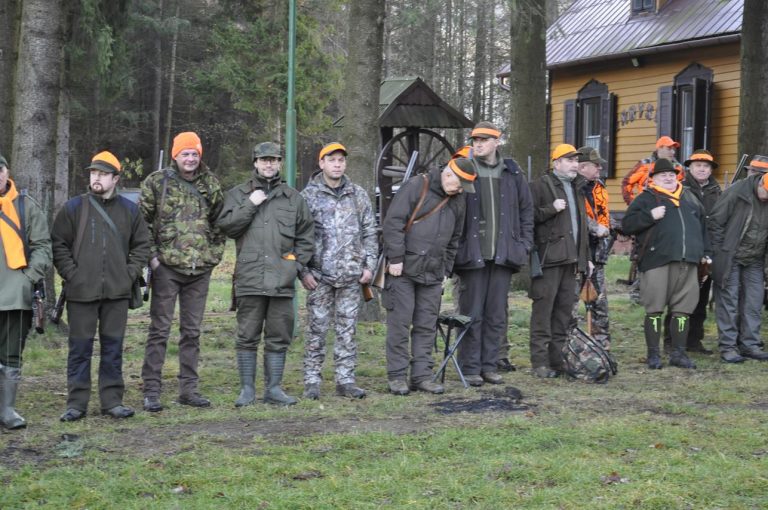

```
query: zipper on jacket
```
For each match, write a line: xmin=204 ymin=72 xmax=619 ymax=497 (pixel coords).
xmin=489 ymin=177 xmax=497 ymax=255
xmin=677 ymin=207 xmax=686 ymax=260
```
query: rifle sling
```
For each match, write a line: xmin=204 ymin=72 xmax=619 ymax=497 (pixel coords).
xmin=403 ymin=174 xmax=430 ymax=233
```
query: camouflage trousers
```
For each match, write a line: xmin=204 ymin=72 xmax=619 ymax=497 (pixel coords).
xmin=303 ymin=282 xmax=362 ymax=385
xmin=571 ymin=263 xmax=610 ymax=349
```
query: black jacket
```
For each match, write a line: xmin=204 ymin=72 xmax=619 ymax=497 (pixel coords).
xmin=454 ymin=158 xmax=534 ymax=272
xmin=622 ymin=186 xmax=709 ymax=272
xmin=52 ymin=193 xmax=151 ymax=302
xmin=683 ymin=172 xmax=721 ymax=215
xmin=382 ymin=168 xmax=465 ymax=285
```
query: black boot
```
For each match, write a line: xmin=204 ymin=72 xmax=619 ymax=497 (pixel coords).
xmin=263 ymin=351 xmax=297 ymax=405
xmin=686 ymin=317 xmax=713 ymax=354
xmin=235 ymin=350 xmax=257 ymax=407
xmin=644 ymin=314 xmax=663 ymax=369
xmin=669 ymin=313 xmax=696 ymax=369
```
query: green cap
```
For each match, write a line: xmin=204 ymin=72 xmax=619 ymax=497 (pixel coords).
xmin=253 ymin=142 xmax=282 ymax=161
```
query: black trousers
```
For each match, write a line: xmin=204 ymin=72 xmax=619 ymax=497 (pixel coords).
xmin=66 ymin=299 xmax=129 ymax=412
xmin=0 ymin=310 xmax=32 ymax=368
xmin=456 ymin=263 xmax=514 ymax=375
xmin=529 ymin=264 xmax=578 ymax=370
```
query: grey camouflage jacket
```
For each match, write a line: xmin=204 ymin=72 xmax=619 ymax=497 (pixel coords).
xmin=301 ymin=173 xmax=378 ymax=287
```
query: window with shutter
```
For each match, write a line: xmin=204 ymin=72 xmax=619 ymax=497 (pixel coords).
xmin=564 ymin=80 xmax=617 ymax=177
xmin=673 ymin=63 xmax=713 ymax=162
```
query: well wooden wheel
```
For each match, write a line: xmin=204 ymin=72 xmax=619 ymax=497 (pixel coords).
xmin=376 ymin=128 xmax=455 ymax=223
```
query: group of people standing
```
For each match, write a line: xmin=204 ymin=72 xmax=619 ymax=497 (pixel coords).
xmin=2 ymin=124 xmax=767 ymax=429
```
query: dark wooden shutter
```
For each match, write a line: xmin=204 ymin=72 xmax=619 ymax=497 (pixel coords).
xmin=656 ymin=85 xmax=674 ymax=140
xmin=563 ymin=99 xmax=577 ymax=146
xmin=692 ymin=77 xmax=713 ymax=150
xmin=600 ymin=92 xmax=617 ymax=178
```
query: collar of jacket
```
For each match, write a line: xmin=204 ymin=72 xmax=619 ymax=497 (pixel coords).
xmin=87 ymin=189 xmax=119 ymax=203
xmin=684 ymin=171 xmax=718 ymax=191
xmin=473 ymin=149 xmax=503 ymax=170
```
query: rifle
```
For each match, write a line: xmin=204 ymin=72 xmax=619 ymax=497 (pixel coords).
xmin=361 ymin=283 xmax=374 ymax=302
xmin=144 ymin=150 xmax=166 ymax=303
xmin=50 ymin=283 xmax=66 ymax=325
xmin=729 ymin=154 xmax=750 ymax=185
xmin=31 ymin=281 xmax=46 ymax=333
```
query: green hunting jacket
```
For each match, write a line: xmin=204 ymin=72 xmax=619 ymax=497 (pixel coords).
xmin=0 ymin=185 xmax=52 ymax=311
xmin=140 ymin=162 xmax=226 ymax=275
xmin=216 ymin=173 xmax=314 ymax=297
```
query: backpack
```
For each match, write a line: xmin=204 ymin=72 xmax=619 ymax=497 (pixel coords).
xmin=562 ymin=327 xmax=618 ymax=383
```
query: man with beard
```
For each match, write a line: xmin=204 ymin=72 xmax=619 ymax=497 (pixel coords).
xmin=0 ymin=154 xmax=52 ymax=429
xmin=529 ymin=144 xmax=590 ymax=378
xmin=217 ymin=142 xmax=314 ymax=406
xmin=52 ymin=152 xmax=150 ymax=421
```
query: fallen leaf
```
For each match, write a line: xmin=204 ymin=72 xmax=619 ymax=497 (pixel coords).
xmin=649 ymin=443 xmax=664 ymax=449
xmin=600 ymin=471 xmax=629 ymax=484
xmin=171 ymin=485 xmax=191 ymax=495
xmin=292 ymin=470 xmax=323 ymax=481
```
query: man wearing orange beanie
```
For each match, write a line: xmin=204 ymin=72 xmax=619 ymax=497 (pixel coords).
xmin=139 ymin=132 xmax=227 ymax=411
xmin=0 ymin=154 xmax=51 ymax=428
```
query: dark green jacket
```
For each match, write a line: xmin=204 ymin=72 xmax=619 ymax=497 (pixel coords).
xmin=52 ymin=192 xmax=151 ymax=302
xmin=683 ymin=172 xmax=721 ymax=214
xmin=622 ymin=186 xmax=709 ymax=273
xmin=0 ymin=185 xmax=52 ymax=311
xmin=140 ymin=162 xmax=226 ymax=275
xmin=708 ymin=174 xmax=768 ymax=287
xmin=216 ymin=174 xmax=314 ymax=297
xmin=530 ymin=172 xmax=589 ymax=272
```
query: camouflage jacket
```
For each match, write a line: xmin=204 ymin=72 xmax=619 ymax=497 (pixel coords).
xmin=301 ymin=174 xmax=378 ymax=286
xmin=216 ymin=174 xmax=314 ymax=297
xmin=139 ymin=162 xmax=226 ymax=275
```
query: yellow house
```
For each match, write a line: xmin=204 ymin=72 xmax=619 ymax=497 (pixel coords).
xmin=529 ymin=0 xmax=742 ymax=211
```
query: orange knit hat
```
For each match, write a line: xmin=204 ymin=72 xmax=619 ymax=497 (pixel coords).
xmin=172 ymin=132 xmax=203 ymax=159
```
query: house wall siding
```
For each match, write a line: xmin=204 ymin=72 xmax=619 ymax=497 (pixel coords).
xmin=549 ymin=42 xmax=740 ymax=211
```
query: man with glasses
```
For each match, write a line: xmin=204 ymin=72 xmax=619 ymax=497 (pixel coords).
xmin=217 ymin=142 xmax=314 ymax=406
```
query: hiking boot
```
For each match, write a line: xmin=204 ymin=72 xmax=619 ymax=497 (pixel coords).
xmin=687 ymin=340 xmax=714 ymax=355
xmin=740 ymin=348 xmax=768 ymax=361
xmin=101 ymin=405 xmax=135 ymax=419
xmin=303 ymin=383 xmax=320 ymax=400
xmin=410 ymin=380 xmax=445 ymax=394
xmin=497 ymin=358 xmax=517 ymax=372
xmin=388 ymin=379 xmax=410 ymax=396
xmin=336 ymin=383 xmax=366 ymax=399
xmin=646 ymin=352 xmax=663 ymax=370
xmin=178 ymin=394 xmax=211 ymax=408
xmin=60 ymin=408 xmax=86 ymax=422
xmin=481 ymin=372 xmax=503 ymax=385
xmin=532 ymin=366 xmax=557 ymax=378
xmin=721 ymin=351 xmax=746 ymax=364
xmin=143 ymin=396 xmax=163 ymax=412
xmin=464 ymin=374 xmax=484 ymax=387
xmin=669 ymin=352 xmax=696 ymax=369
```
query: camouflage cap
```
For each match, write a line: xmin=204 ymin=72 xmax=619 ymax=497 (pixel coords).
xmin=252 ymin=142 xmax=282 ymax=161
xmin=577 ymin=146 xmax=607 ymax=166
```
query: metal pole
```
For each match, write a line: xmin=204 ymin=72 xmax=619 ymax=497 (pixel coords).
xmin=286 ymin=0 xmax=297 ymax=187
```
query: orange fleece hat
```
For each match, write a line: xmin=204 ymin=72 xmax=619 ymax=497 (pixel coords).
xmin=172 ymin=132 xmax=203 ymax=159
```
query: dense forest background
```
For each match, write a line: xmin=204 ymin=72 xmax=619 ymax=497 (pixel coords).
xmin=0 ymin=0 xmax=576 ymax=200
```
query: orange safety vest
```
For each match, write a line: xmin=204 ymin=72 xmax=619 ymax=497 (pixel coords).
xmin=621 ymin=158 xmax=683 ymax=205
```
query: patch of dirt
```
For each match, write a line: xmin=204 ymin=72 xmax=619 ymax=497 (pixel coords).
xmin=430 ymin=386 xmax=529 ymax=414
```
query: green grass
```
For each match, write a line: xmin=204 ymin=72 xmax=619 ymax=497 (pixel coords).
xmin=2 ymin=249 xmax=768 ymax=509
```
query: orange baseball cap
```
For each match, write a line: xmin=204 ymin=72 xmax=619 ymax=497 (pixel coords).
xmin=551 ymin=144 xmax=582 ymax=161
xmin=318 ymin=142 xmax=347 ymax=161
xmin=86 ymin=151 xmax=121 ymax=174
xmin=656 ymin=136 xmax=680 ymax=149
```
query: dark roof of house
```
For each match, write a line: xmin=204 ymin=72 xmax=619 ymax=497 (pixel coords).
xmin=333 ymin=77 xmax=472 ymax=129
xmin=500 ymin=0 xmax=743 ymax=74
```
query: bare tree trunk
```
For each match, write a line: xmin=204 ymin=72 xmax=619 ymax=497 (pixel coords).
xmin=488 ymin=0 xmax=496 ymax=120
xmin=11 ymin=0 xmax=62 ymax=216
xmin=507 ymin=0 xmax=547 ymax=178
xmin=341 ymin=0 xmax=385 ymax=322
xmin=471 ymin=5 xmax=487 ymax=123
xmin=739 ymin=0 xmax=768 ymax=156
xmin=0 ymin=0 xmax=19 ymax=153
xmin=152 ymin=0 xmax=164 ymax=170
xmin=163 ymin=2 xmax=180 ymax=159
